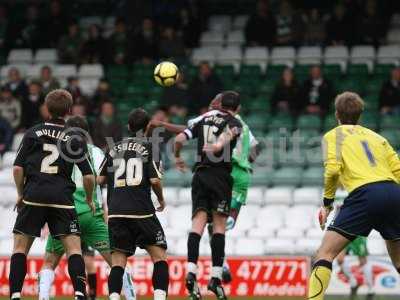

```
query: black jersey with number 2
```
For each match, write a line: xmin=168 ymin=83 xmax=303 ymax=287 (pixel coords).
xmin=99 ymin=138 xmax=162 ymax=217
xmin=183 ymin=110 xmax=242 ymax=171
xmin=13 ymin=120 xmax=93 ymax=207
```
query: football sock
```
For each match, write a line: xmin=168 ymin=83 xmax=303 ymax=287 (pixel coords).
xmin=67 ymin=254 xmax=87 ymax=299
xmin=108 ymin=266 xmax=124 ymax=295
xmin=211 ymin=233 xmax=225 ymax=267
xmin=154 ymin=289 xmax=167 ymax=300
xmin=362 ymin=261 xmax=374 ymax=293
xmin=152 ymin=261 xmax=169 ymax=295
xmin=342 ymin=256 xmax=357 ymax=287
xmin=122 ymin=268 xmax=136 ymax=300
xmin=87 ymin=273 xmax=97 ymax=300
xmin=38 ymin=269 xmax=55 ymax=300
xmin=9 ymin=253 xmax=27 ymax=299
xmin=308 ymin=259 xmax=332 ymax=300
xmin=187 ymin=232 xmax=201 ymax=267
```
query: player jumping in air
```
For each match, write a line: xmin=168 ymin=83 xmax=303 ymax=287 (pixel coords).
xmin=148 ymin=92 xmax=259 ymax=283
xmin=97 ymin=108 xmax=169 ymax=300
xmin=38 ymin=116 xmax=136 ymax=300
xmin=11 ymin=90 xmax=95 ymax=300
xmin=309 ymin=92 xmax=400 ymax=300
xmin=174 ymin=91 xmax=242 ymax=300
xmin=333 ymin=190 xmax=375 ymax=300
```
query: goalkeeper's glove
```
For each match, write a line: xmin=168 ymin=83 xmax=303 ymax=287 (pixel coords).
xmin=318 ymin=198 xmax=334 ymax=230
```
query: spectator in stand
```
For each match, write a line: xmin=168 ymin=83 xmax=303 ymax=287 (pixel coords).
xmin=65 ymin=76 xmax=83 ymax=103
xmin=188 ymin=62 xmax=223 ymax=115
xmin=81 ymin=24 xmax=108 ymax=64
xmin=132 ymin=18 xmax=159 ymax=63
xmin=271 ymin=68 xmax=301 ymax=115
xmin=22 ymin=81 xmax=44 ymax=128
xmin=0 ymin=116 xmax=13 ymax=161
xmin=39 ymin=102 xmax=50 ymax=121
xmin=275 ymin=0 xmax=303 ymax=46
xmin=38 ymin=66 xmax=60 ymax=95
xmin=161 ymin=72 xmax=188 ymax=119
xmin=379 ymin=67 xmax=400 ymax=114
xmin=91 ymin=79 xmax=112 ymax=114
xmin=326 ymin=4 xmax=353 ymax=45
xmin=13 ymin=4 xmax=41 ymax=50
xmin=302 ymin=9 xmax=326 ymax=46
xmin=109 ymin=18 xmax=129 ymax=65
xmin=92 ymin=101 xmax=123 ymax=150
xmin=58 ymin=22 xmax=83 ymax=64
xmin=180 ymin=8 xmax=202 ymax=48
xmin=5 ymin=67 xmax=28 ymax=99
xmin=0 ymin=5 xmax=8 ymax=58
xmin=0 ymin=86 xmax=22 ymax=130
xmin=299 ymin=65 xmax=333 ymax=115
xmin=245 ymin=0 xmax=276 ymax=46
xmin=159 ymin=26 xmax=186 ymax=60
xmin=41 ymin=0 xmax=69 ymax=47
xmin=357 ymin=0 xmax=384 ymax=46
xmin=71 ymin=103 xmax=87 ymax=117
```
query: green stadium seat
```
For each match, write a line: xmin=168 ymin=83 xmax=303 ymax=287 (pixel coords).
xmin=346 ymin=64 xmax=370 ymax=79
xmin=251 ymin=167 xmax=273 ymax=186
xmin=240 ymin=65 xmax=262 ymax=79
xmin=380 ymin=129 xmax=400 ymax=149
xmin=246 ymin=114 xmax=267 ymax=132
xmin=322 ymin=64 xmax=342 ymax=80
xmin=380 ymin=115 xmax=400 ymax=129
xmin=132 ymin=64 xmax=154 ymax=81
xmin=295 ymin=129 xmax=321 ymax=148
xmin=305 ymin=146 xmax=323 ymax=167
xmin=267 ymin=114 xmax=293 ymax=131
xmin=279 ymin=147 xmax=306 ymax=168
xmin=271 ymin=167 xmax=302 ymax=186
xmin=294 ymin=65 xmax=312 ymax=82
xmin=364 ymin=79 xmax=383 ymax=95
xmin=301 ymin=167 xmax=324 ymax=186
xmin=265 ymin=128 xmax=291 ymax=149
xmin=107 ymin=65 xmax=129 ymax=78
xmin=323 ymin=115 xmax=337 ymax=131
xmin=360 ymin=112 xmax=379 ymax=130
xmin=296 ymin=114 xmax=322 ymax=130
xmin=336 ymin=79 xmax=365 ymax=94
xmin=374 ymin=64 xmax=393 ymax=79
xmin=125 ymin=85 xmax=147 ymax=96
xmin=266 ymin=64 xmax=286 ymax=80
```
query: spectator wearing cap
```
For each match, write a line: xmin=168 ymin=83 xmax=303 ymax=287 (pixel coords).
xmin=38 ymin=66 xmax=60 ymax=95
xmin=379 ymin=68 xmax=400 ymax=114
xmin=92 ymin=101 xmax=123 ymax=150
xmin=0 ymin=86 xmax=22 ymax=130
xmin=65 ymin=76 xmax=83 ymax=102
xmin=4 ymin=67 xmax=28 ymax=99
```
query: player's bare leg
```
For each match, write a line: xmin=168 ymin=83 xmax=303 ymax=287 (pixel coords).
xmin=147 ymin=245 xmax=169 ymax=300
xmin=108 ymin=251 xmax=128 ymax=300
xmin=308 ymin=230 xmax=351 ymax=300
xmin=39 ymin=252 xmax=62 ymax=300
xmin=357 ymin=256 xmax=374 ymax=300
xmin=100 ymin=252 xmax=136 ymax=300
xmin=60 ymin=234 xmax=87 ymax=300
xmin=384 ymin=240 xmax=400 ymax=300
xmin=9 ymin=233 xmax=34 ymax=300
xmin=186 ymin=210 xmax=208 ymax=300
xmin=207 ymin=211 xmax=228 ymax=300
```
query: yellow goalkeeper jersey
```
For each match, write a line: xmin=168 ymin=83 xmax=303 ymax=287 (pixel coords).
xmin=322 ymin=124 xmax=400 ymax=199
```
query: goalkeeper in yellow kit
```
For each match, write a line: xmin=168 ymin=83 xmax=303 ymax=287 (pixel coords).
xmin=308 ymin=92 xmax=400 ymax=300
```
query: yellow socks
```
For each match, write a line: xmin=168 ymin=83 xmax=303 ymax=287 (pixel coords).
xmin=308 ymin=260 xmax=332 ymax=300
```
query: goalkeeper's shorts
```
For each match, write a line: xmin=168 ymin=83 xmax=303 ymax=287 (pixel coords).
xmin=328 ymin=181 xmax=400 ymax=241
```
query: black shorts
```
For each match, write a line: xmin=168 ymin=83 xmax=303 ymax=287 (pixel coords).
xmin=192 ymin=167 xmax=233 ymax=217
xmin=328 ymin=181 xmax=400 ymax=241
xmin=108 ymin=216 xmax=167 ymax=257
xmin=13 ymin=204 xmax=80 ymax=239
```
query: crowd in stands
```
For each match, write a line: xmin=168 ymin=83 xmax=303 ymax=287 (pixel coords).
xmin=0 ymin=0 xmax=400 ymax=160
